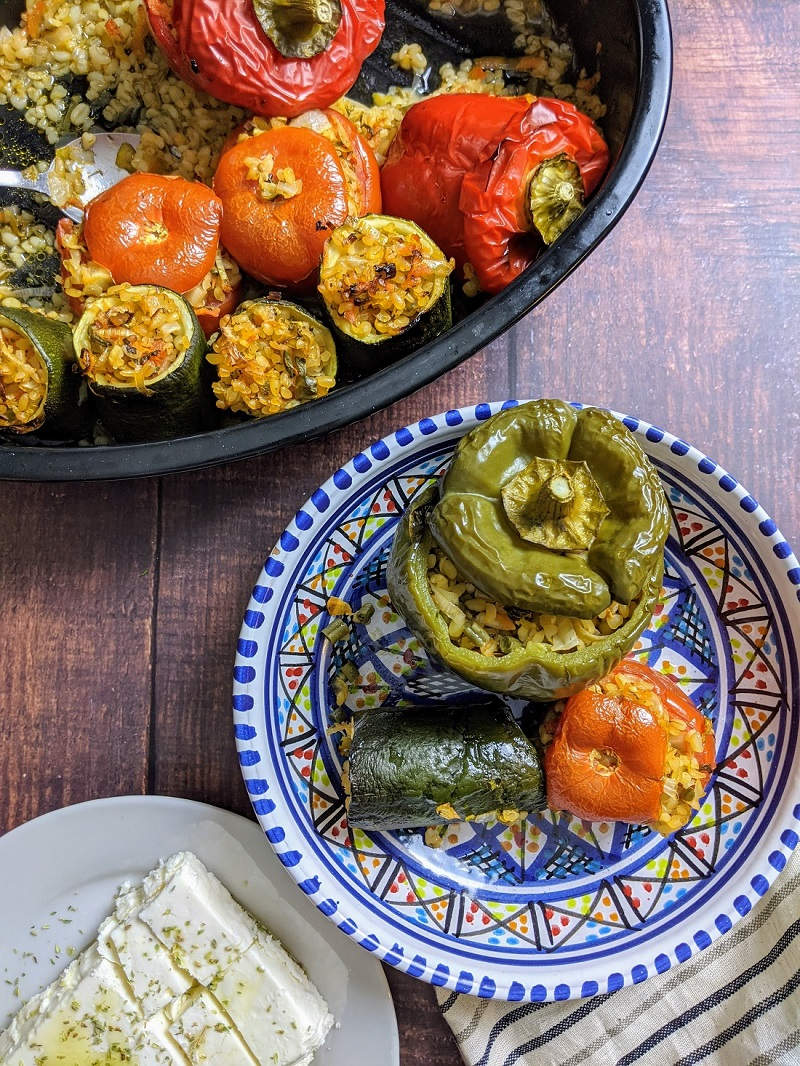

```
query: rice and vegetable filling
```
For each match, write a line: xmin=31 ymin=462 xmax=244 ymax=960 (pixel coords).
xmin=427 ymin=546 xmax=634 ymax=656
xmin=207 ymin=300 xmax=337 ymax=417
xmin=319 ymin=217 xmax=454 ymax=339
xmin=0 ymin=321 xmax=48 ymax=428
xmin=77 ymin=285 xmax=189 ymax=392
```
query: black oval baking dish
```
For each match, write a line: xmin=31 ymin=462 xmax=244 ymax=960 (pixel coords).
xmin=0 ymin=0 xmax=671 ymax=480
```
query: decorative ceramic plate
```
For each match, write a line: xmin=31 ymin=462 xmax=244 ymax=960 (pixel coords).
xmin=233 ymin=401 xmax=800 ymax=1002
xmin=0 ymin=796 xmax=399 ymax=1065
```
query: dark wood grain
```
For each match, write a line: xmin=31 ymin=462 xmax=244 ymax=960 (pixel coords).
xmin=0 ymin=481 xmax=158 ymax=827
xmin=1 ymin=1 xmax=798 ymax=1064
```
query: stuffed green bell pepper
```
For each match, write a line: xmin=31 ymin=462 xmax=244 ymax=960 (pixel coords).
xmin=387 ymin=400 xmax=670 ymax=702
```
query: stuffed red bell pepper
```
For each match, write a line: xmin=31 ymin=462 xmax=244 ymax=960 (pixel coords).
xmin=460 ymin=99 xmax=609 ymax=293
xmin=145 ymin=0 xmax=385 ymax=118
xmin=381 ymin=93 xmax=532 ymax=271
xmin=380 ymin=93 xmax=608 ymax=294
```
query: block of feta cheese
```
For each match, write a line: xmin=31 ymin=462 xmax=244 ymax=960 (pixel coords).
xmin=0 ymin=852 xmax=334 ymax=1066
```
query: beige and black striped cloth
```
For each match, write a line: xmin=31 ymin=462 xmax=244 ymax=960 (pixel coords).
xmin=437 ymin=848 xmax=800 ymax=1066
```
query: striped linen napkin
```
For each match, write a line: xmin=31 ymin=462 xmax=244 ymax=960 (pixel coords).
xmin=436 ymin=848 xmax=800 ymax=1066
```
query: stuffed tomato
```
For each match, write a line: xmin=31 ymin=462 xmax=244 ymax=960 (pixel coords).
xmin=545 ymin=660 xmax=716 ymax=834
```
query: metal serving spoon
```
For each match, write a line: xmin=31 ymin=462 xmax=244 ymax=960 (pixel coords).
xmin=0 ymin=131 xmax=141 ymax=221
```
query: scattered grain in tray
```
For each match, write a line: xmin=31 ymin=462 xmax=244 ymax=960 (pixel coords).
xmin=0 ymin=0 xmax=244 ymax=176
xmin=391 ymin=43 xmax=428 ymax=75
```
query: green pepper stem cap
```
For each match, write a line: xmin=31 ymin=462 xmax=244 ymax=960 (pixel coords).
xmin=527 ymin=153 xmax=585 ymax=246
xmin=501 ymin=456 xmax=609 ymax=550
xmin=252 ymin=0 xmax=342 ymax=58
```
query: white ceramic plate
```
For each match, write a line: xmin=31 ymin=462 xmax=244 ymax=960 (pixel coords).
xmin=0 ymin=795 xmax=399 ymax=1065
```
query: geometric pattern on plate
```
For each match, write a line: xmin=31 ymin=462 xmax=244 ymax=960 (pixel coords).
xmin=234 ymin=402 xmax=800 ymax=1000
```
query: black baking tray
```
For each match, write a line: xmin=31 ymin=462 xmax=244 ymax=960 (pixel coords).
xmin=0 ymin=0 xmax=671 ymax=480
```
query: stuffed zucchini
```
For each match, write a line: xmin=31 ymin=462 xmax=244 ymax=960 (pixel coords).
xmin=345 ymin=700 xmax=546 ymax=831
xmin=0 ymin=306 xmax=90 ymax=439
xmin=318 ymin=214 xmax=454 ymax=369
xmin=206 ymin=298 xmax=337 ymax=419
xmin=73 ymin=283 xmax=207 ymax=443
xmin=387 ymin=401 xmax=670 ymax=702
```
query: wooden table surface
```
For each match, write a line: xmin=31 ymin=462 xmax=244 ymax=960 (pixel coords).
xmin=1 ymin=0 xmax=798 ymax=1062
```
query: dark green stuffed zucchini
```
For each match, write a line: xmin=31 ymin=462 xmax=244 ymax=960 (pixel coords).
xmin=318 ymin=214 xmax=453 ymax=370
xmin=0 ymin=306 xmax=90 ymax=439
xmin=73 ymin=283 xmax=207 ymax=443
xmin=206 ymin=298 xmax=337 ymax=419
xmin=345 ymin=700 xmax=546 ymax=831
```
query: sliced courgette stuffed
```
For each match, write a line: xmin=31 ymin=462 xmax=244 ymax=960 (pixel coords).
xmin=345 ymin=700 xmax=546 ymax=831
xmin=318 ymin=214 xmax=453 ymax=370
xmin=206 ymin=298 xmax=337 ymax=419
xmin=73 ymin=283 xmax=207 ymax=443
xmin=0 ymin=306 xmax=90 ymax=439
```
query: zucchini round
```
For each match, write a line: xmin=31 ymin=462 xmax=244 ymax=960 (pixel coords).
xmin=206 ymin=298 xmax=337 ymax=419
xmin=73 ymin=284 xmax=208 ymax=443
xmin=345 ymin=700 xmax=546 ymax=831
xmin=0 ymin=306 xmax=90 ymax=439
xmin=318 ymin=214 xmax=453 ymax=370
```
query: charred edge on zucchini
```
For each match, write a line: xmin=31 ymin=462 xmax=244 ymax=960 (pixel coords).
xmin=318 ymin=214 xmax=453 ymax=369
xmin=0 ymin=307 xmax=89 ymax=439
xmin=206 ymin=298 xmax=337 ymax=419
xmin=73 ymin=284 xmax=207 ymax=443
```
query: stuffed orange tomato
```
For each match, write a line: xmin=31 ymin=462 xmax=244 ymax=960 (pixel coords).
xmin=214 ymin=118 xmax=380 ymax=289
xmin=56 ymin=215 xmax=242 ymax=338
xmin=83 ymin=172 xmax=223 ymax=293
xmin=223 ymin=109 xmax=381 ymax=217
xmin=545 ymin=660 xmax=715 ymax=834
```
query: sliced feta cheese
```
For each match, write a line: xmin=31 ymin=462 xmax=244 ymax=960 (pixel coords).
xmin=0 ymin=947 xmax=181 ymax=1066
xmin=1 ymin=852 xmax=334 ymax=1066
xmin=167 ymin=987 xmax=257 ymax=1066
xmin=138 ymin=853 xmax=256 ymax=986
xmin=100 ymin=915 xmax=193 ymax=1017
xmin=213 ymin=928 xmax=334 ymax=1066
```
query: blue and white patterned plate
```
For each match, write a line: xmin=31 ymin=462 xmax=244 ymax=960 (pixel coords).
xmin=233 ymin=402 xmax=800 ymax=1002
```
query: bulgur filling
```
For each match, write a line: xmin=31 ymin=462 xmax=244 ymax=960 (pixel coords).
xmin=77 ymin=285 xmax=189 ymax=392
xmin=588 ymin=671 xmax=713 ymax=836
xmin=391 ymin=43 xmax=428 ymax=75
xmin=182 ymin=249 xmax=242 ymax=316
xmin=244 ymin=152 xmax=303 ymax=201
xmin=56 ymin=221 xmax=114 ymax=309
xmin=207 ymin=302 xmax=336 ymax=417
xmin=427 ymin=547 xmax=633 ymax=656
xmin=0 ymin=323 xmax=47 ymax=428
xmin=59 ymin=224 xmax=242 ymax=322
xmin=319 ymin=219 xmax=454 ymax=339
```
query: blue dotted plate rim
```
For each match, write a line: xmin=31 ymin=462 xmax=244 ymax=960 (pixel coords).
xmin=233 ymin=400 xmax=800 ymax=1001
